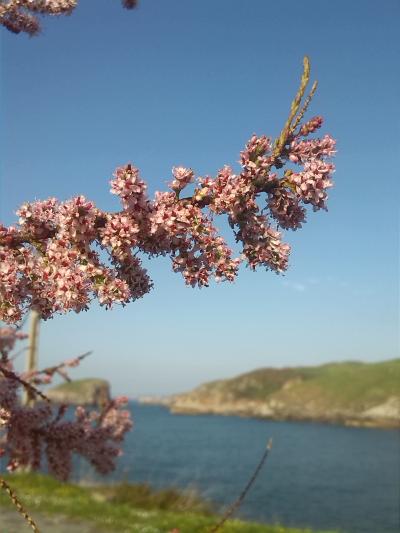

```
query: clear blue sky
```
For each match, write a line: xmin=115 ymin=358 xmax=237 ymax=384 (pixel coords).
xmin=1 ymin=0 xmax=399 ymax=395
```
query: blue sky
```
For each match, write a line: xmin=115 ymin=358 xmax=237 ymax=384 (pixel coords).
xmin=1 ymin=0 xmax=399 ymax=395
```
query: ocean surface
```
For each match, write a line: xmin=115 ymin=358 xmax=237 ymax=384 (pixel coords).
xmin=74 ymin=403 xmax=400 ymax=533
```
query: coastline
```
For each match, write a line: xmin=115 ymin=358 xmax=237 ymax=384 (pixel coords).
xmin=138 ymin=396 xmax=400 ymax=429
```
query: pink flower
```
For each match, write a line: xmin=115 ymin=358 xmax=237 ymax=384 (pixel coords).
xmin=169 ymin=167 xmax=194 ymax=193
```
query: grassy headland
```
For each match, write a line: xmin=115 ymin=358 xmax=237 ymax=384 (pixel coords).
xmin=148 ymin=359 xmax=400 ymax=428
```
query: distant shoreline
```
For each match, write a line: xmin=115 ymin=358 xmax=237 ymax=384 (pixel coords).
xmin=138 ymin=396 xmax=400 ymax=429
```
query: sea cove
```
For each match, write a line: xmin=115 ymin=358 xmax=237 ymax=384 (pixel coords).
xmin=74 ymin=403 xmax=400 ymax=533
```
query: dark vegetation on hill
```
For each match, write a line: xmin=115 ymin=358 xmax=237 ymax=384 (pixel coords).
xmin=46 ymin=378 xmax=110 ymax=406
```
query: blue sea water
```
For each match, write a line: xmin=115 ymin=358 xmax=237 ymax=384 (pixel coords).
xmin=74 ymin=403 xmax=400 ymax=533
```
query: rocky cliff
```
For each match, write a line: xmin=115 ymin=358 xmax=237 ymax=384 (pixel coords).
xmin=46 ymin=378 xmax=111 ymax=406
xmin=143 ymin=360 xmax=400 ymax=428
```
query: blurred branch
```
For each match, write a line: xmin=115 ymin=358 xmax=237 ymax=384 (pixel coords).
xmin=208 ymin=439 xmax=273 ymax=533
xmin=0 ymin=365 xmax=51 ymax=403
xmin=37 ymin=350 xmax=92 ymax=382
xmin=0 ymin=476 xmax=39 ymax=532
xmin=10 ymin=346 xmax=28 ymax=361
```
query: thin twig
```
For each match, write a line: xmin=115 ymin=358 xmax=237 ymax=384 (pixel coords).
xmin=207 ymin=439 xmax=273 ymax=533
xmin=0 ymin=476 xmax=40 ymax=532
xmin=10 ymin=346 xmax=28 ymax=361
xmin=36 ymin=350 xmax=92 ymax=382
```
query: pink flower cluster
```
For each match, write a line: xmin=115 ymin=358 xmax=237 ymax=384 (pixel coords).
xmin=146 ymin=190 xmax=240 ymax=286
xmin=288 ymin=160 xmax=334 ymax=211
xmin=0 ymin=327 xmax=132 ymax=481
xmin=289 ymin=134 xmax=336 ymax=164
xmin=2 ymin=397 xmax=132 ymax=480
xmin=0 ymin=112 xmax=335 ymax=324
xmin=0 ymin=0 xmax=137 ymax=36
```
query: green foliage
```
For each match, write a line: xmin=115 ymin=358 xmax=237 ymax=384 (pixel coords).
xmin=0 ymin=473 xmax=337 ymax=533
xmin=99 ymin=481 xmax=213 ymax=514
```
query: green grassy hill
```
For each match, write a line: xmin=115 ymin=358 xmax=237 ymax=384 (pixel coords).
xmin=163 ymin=359 xmax=400 ymax=427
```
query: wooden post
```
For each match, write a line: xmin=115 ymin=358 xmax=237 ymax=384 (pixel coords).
xmin=22 ymin=309 xmax=40 ymax=406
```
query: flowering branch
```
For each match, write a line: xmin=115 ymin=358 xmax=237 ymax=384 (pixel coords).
xmin=0 ymin=326 xmax=132 ymax=480
xmin=0 ymin=0 xmax=137 ymax=36
xmin=0 ymin=325 xmax=130 ymax=533
xmin=0 ymin=57 xmax=336 ymax=325
xmin=0 ymin=326 xmax=131 ymax=533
